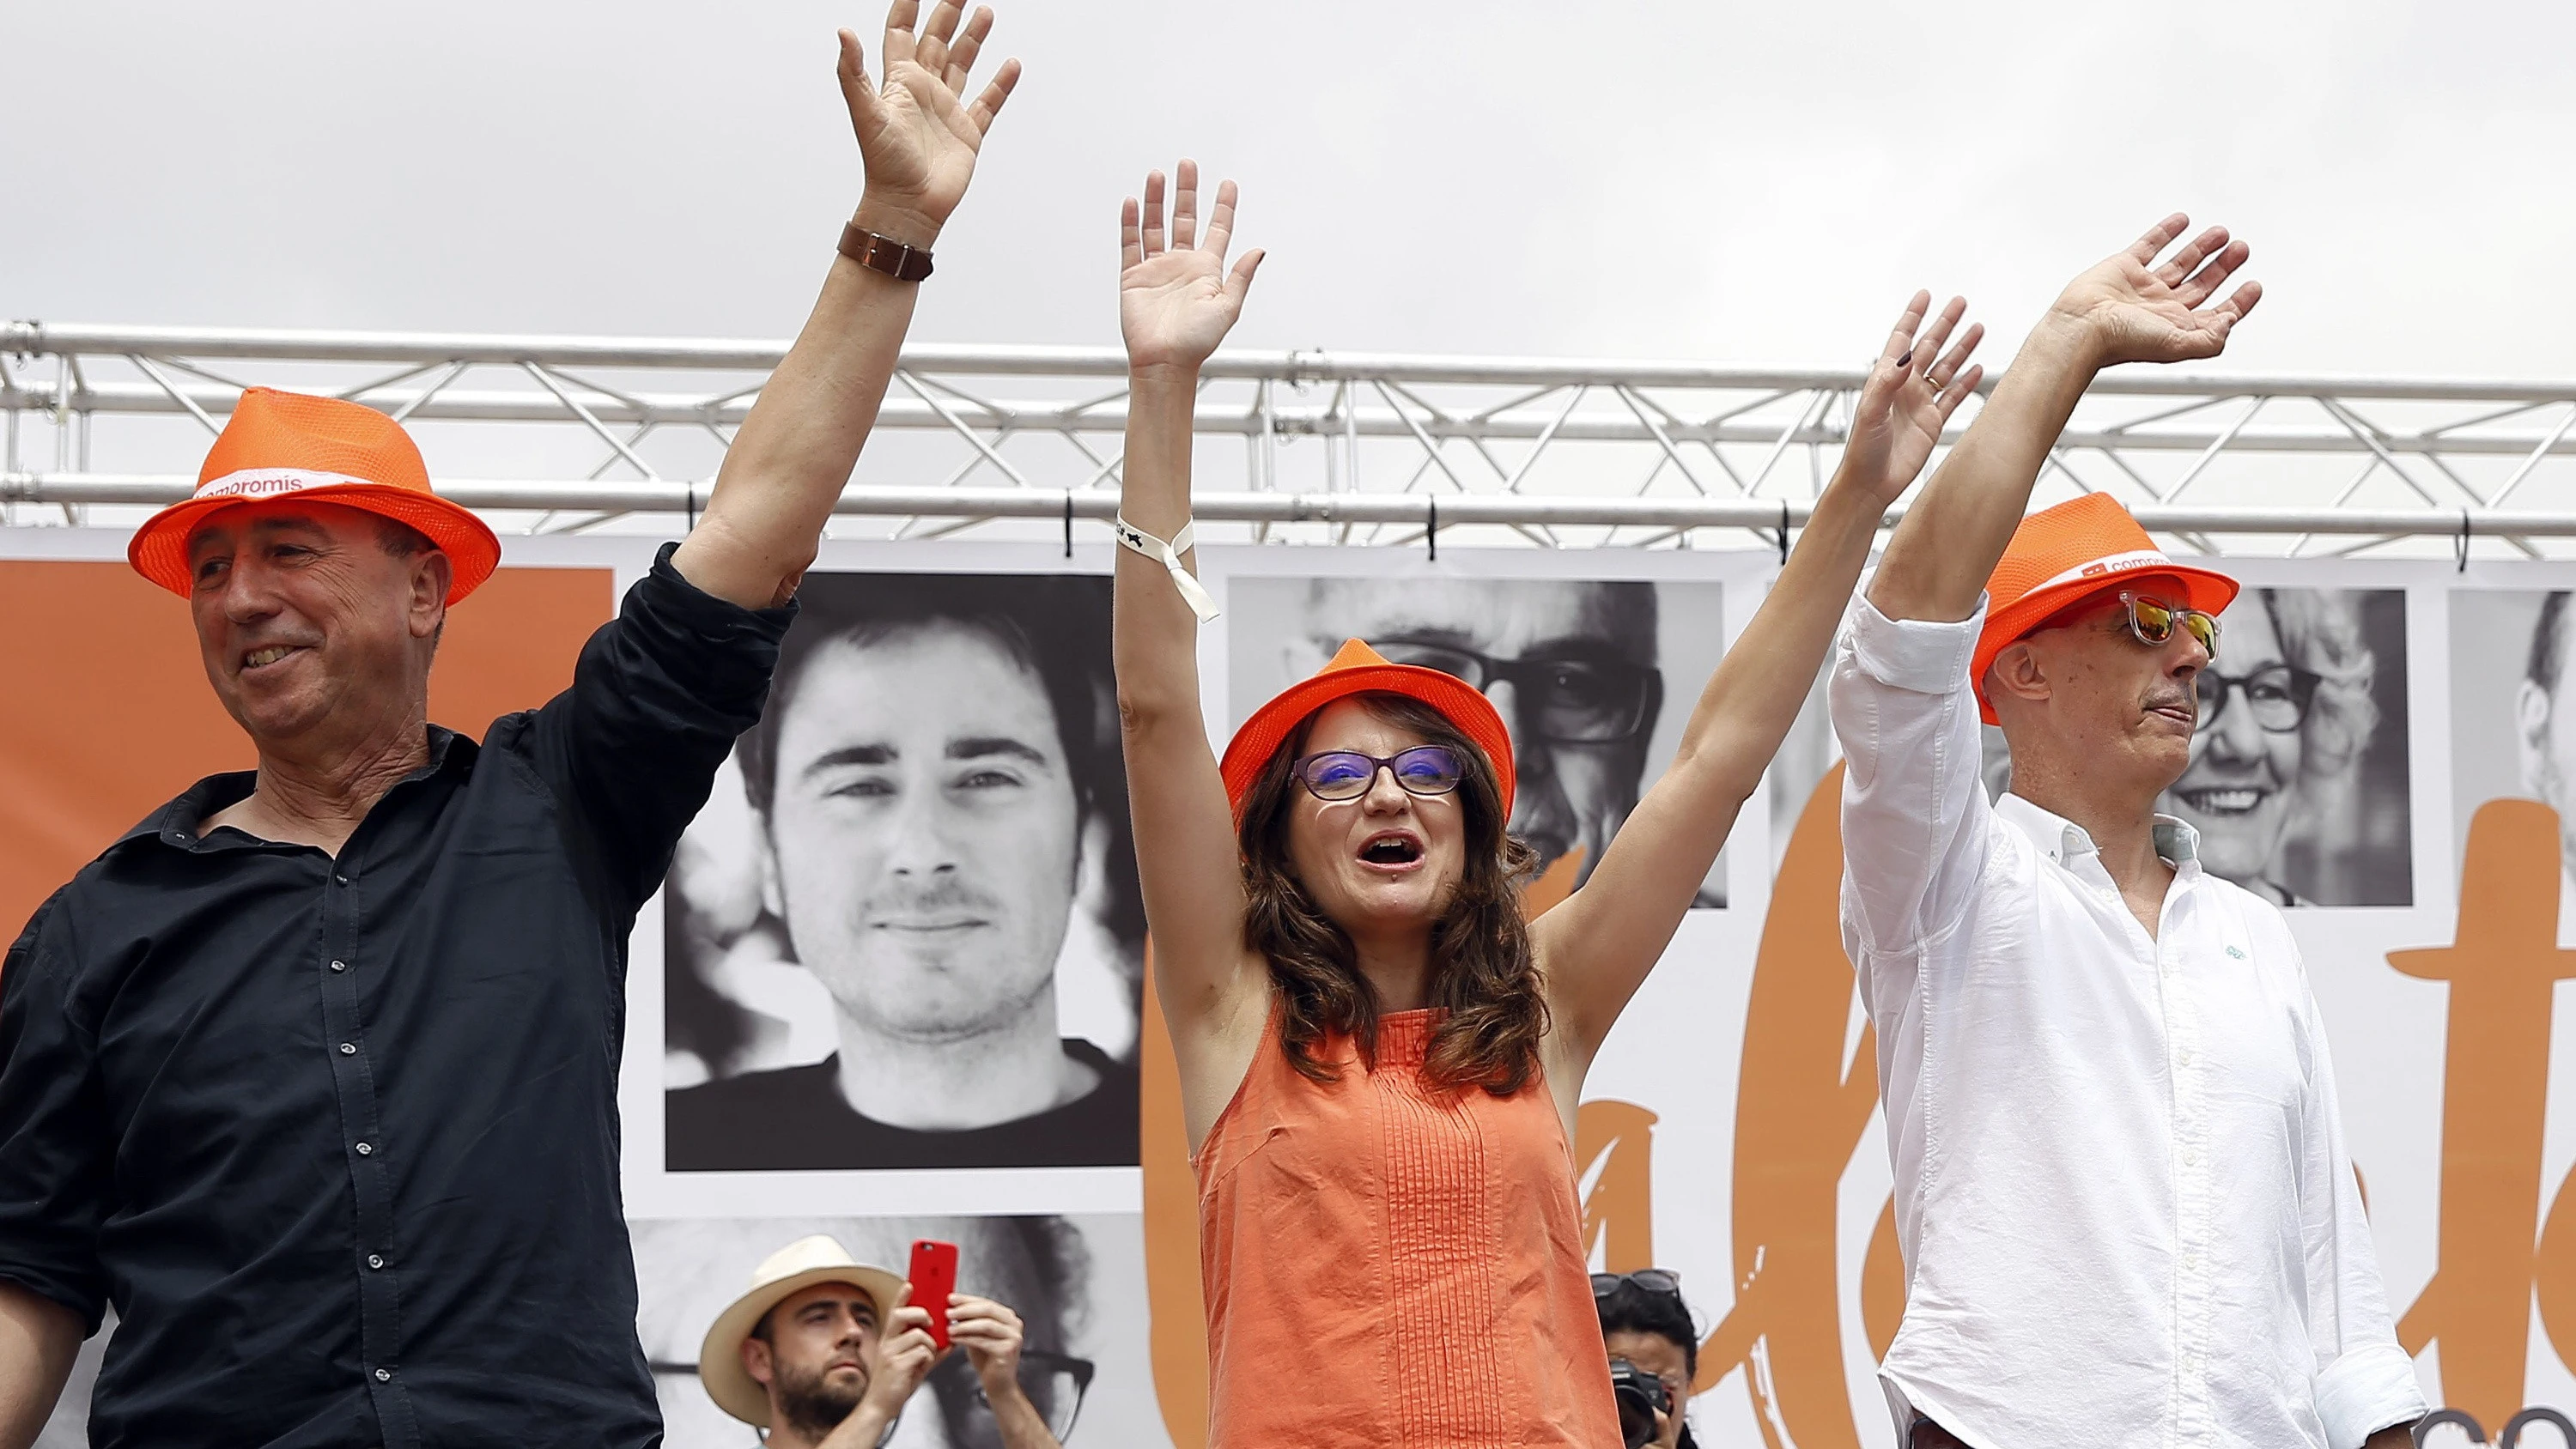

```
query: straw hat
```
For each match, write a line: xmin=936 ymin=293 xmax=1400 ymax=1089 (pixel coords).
xmin=1971 ymin=493 xmax=2239 ymax=724
xmin=126 ymin=386 xmax=501 ymax=603
xmin=1218 ymin=637 xmax=1516 ymax=818
xmin=697 ymin=1235 xmax=906 ymax=1428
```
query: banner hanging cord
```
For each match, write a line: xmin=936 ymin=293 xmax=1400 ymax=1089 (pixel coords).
xmin=2457 ymin=508 xmax=2471 ymax=573
xmin=1427 ymin=498 xmax=1438 ymax=562
xmin=1063 ymin=491 xmax=1074 ymax=560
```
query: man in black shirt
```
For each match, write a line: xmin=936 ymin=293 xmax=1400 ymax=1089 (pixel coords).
xmin=666 ymin=573 xmax=1140 ymax=1170
xmin=0 ymin=7 xmax=1023 ymax=1446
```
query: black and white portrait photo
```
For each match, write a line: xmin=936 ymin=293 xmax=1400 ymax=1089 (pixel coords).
xmin=1225 ymin=568 xmax=1731 ymax=906
xmin=662 ymin=571 xmax=1144 ymax=1172
xmin=2451 ymin=586 xmax=2576 ymax=924
xmin=631 ymin=1212 xmax=1164 ymax=1449
xmin=1978 ymin=585 xmax=2412 ymax=906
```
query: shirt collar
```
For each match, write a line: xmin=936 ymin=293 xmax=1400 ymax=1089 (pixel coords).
xmin=1994 ymin=791 xmax=2201 ymax=869
xmin=114 ymin=725 xmax=476 ymax=852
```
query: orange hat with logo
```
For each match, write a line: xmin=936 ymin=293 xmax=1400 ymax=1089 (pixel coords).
xmin=127 ymin=386 xmax=501 ymax=603
xmin=1220 ymin=638 xmax=1516 ymax=819
xmin=1971 ymin=491 xmax=2239 ymax=724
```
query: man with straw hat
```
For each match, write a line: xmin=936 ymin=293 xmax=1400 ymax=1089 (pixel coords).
xmin=696 ymin=1235 xmax=1061 ymax=1449
xmin=0 ymin=6 xmax=1020 ymax=1446
xmin=1832 ymin=217 xmax=2424 ymax=1449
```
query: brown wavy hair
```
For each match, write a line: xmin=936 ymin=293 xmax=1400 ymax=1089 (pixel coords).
xmin=1236 ymin=690 xmax=1546 ymax=1095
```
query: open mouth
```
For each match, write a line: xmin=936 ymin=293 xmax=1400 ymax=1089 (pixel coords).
xmin=2178 ymin=786 xmax=2271 ymax=817
xmin=1358 ymin=832 xmax=1424 ymax=869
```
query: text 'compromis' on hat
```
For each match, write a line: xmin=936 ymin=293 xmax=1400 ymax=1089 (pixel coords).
xmin=126 ymin=386 xmax=501 ymax=603
xmin=1971 ymin=491 xmax=2240 ymax=724
xmin=697 ymin=1235 xmax=906 ymax=1428
xmin=1218 ymin=637 xmax=1517 ymax=820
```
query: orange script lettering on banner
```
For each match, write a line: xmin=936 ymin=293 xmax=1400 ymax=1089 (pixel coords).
xmin=0 ymin=558 xmax=612 ymax=943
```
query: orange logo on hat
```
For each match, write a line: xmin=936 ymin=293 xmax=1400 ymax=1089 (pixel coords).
xmin=127 ymin=387 xmax=501 ymax=603
xmin=1969 ymin=492 xmax=2239 ymax=724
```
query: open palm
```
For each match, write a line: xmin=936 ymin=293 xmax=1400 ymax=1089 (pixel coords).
xmin=838 ymin=1 xmax=1021 ymax=236
xmin=1121 ymin=161 xmax=1264 ymax=373
xmin=1840 ymin=292 xmax=1985 ymax=511
xmin=2055 ymin=215 xmax=2263 ymax=367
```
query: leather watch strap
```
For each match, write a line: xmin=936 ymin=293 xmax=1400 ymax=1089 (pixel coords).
xmin=837 ymin=222 xmax=934 ymax=282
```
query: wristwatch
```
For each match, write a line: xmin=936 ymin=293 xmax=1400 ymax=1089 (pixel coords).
xmin=838 ymin=222 xmax=934 ymax=282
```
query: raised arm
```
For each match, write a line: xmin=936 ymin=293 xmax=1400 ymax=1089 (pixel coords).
xmin=1112 ymin=163 xmax=1267 ymax=1123
xmin=669 ymin=2 xmax=1022 ymax=609
xmin=1868 ymin=215 xmax=2259 ymax=624
xmin=1532 ymin=294 xmax=1984 ymax=1064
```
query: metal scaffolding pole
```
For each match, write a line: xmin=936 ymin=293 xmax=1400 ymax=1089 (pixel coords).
xmin=10 ymin=319 xmax=2576 ymax=557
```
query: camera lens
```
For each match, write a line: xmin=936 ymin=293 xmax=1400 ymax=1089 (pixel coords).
xmin=1606 ymin=1358 xmax=1668 ymax=1449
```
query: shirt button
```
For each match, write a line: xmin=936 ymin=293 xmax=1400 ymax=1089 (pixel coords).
xmin=374 ymin=1367 xmax=392 ymax=1383
xmin=367 ymin=1254 xmax=386 ymax=1270
xmin=336 ymin=873 xmax=352 ymax=886
xmin=330 ymin=960 xmax=349 ymax=973
xmin=355 ymin=1142 xmax=374 ymax=1156
xmin=339 ymin=1043 xmax=357 ymax=1056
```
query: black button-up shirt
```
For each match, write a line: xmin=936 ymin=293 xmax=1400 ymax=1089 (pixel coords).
xmin=0 ymin=544 xmax=792 ymax=1449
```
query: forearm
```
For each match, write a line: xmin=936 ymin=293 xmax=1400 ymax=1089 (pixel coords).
xmin=0 ymin=1282 xmax=80 ymax=1449
xmin=671 ymin=194 xmax=933 ymax=609
xmin=819 ymin=1398 xmax=897 ymax=1449
xmin=1111 ymin=364 xmax=1206 ymax=724
xmin=1868 ymin=314 xmax=2102 ymax=623
xmin=983 ymin=1374 xmax=1062 ymax=1449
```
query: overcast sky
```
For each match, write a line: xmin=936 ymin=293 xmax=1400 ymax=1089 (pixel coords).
xmin=9 ymin=0 xmax=2572 ymax=383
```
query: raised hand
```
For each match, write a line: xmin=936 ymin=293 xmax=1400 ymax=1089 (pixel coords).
xmin=945 ymin=1294 xmax=1026 ymax=1392
xmin=1121 ymin=161 xmax=1264 ymax=374
xmin=860 ymin=1285 xmax=940 ymax=1416
xmin=2050 ymin=215 xmax=2262 ymax=367
xmin=1837 ymin=291 xmax=1985 ymax=510
xmin=837 ymin=0 xmax=1023 ymax=244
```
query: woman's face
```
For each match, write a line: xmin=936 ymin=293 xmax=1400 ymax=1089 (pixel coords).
xmin=2164 ymin=596 xmax=2305 ymax=884
xmin=1281 ymin=698 xmax=1471 ymax=934
xmin=1601 ymin=1329 xmax=1692 ymax=1449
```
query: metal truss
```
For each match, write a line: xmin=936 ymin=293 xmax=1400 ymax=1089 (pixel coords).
xmin=10 ymin=319 xmax=2576 ymax=560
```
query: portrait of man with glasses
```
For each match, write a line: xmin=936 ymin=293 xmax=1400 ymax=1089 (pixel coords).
xmin=1978 ymin=585 xmax=2410 ymax=906
xmin=1232 ymin=573 xmax=1725 ymax=906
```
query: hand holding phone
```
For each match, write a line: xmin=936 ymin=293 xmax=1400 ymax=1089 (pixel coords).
xmin=908 ymin=1240 xmax=960 ymax=1351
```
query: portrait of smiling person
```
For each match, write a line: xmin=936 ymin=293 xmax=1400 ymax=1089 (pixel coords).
xmin=664 ymin=570 xmax=1144 ymax=1172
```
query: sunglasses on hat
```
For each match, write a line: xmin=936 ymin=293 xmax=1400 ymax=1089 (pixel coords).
xmin=2115 ymin=591 xmax=2220 ymax=661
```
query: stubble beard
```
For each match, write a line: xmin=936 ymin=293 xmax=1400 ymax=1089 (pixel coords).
xmin=775 ymin=1360 xmax=869 ymax=1441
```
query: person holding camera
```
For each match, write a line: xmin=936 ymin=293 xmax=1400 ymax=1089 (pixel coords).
xmin=1594 ymin=1270 xmax=1700 ymax=1449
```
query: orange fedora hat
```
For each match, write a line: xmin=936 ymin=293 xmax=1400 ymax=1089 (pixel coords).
xmin=128 ymin=387 xmax=501 ymax=603
xmin=1219 ymin=638 xmax=1516 ymax=818
xmin=1971 ymin=491 xmax=2239 ymax=724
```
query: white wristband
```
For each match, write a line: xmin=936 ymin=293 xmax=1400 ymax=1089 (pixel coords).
xmin=1114 ymin=514 xmax=1219 ymax=622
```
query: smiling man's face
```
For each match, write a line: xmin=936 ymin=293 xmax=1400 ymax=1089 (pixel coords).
xmin=758 ymin=622 xmax=1082 ymax=1042
xmin=185 ymin=500 xmax=446 ymax=749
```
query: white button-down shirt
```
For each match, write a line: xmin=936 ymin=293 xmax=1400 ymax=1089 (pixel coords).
xmin=1830 ymin=597 xmax=2424 ymax=1449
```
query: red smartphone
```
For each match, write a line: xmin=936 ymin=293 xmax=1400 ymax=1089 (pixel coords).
xmin=908 ymin=1239 xmax=960 ymax=1350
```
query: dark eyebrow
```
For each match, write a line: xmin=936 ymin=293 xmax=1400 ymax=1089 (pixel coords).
xmin=948 ymin=737 xmax=1049 ymax=767
xmin=799 ymin=743 xmax=896 ymax=780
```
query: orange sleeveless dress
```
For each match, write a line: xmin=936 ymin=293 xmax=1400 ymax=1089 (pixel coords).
xmin=1193 ymin=1003 xmax=1621 ymax=1447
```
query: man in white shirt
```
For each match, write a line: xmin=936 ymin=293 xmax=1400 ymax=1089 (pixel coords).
xmin=1832 ymin=215 xmax=2426 ymax=1449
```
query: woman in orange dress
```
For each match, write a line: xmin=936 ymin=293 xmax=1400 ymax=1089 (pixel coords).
xmin=1109 ymin=161 xmax=1984 ymax=1447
